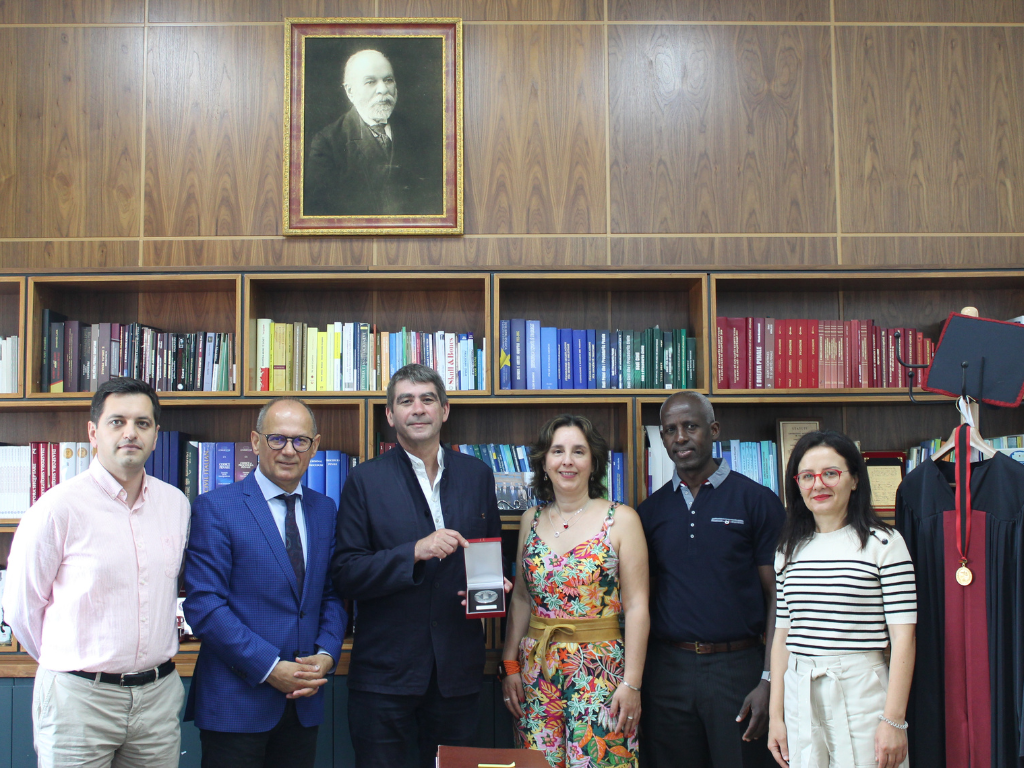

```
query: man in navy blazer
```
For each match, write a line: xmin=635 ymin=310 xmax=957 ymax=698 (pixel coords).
xmin=184 ymin=398 xmax=347 ymax=768
xmin=332 ymin=364 xmax=503 ymax=768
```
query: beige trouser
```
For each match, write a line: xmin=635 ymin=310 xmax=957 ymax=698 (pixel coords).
xmin=33 ymin=666 xmax=185 ymax=768
xmin=784 ymin=651 xmax=909 ymax=768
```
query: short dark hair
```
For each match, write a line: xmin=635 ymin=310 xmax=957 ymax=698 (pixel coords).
xmin=90 ymin=378 xmax=161 ymax=425
xmin=256 ymin=397 xmax=318 ymax=436
xmin=777 ymin=430 xmax=892 ymax=564
xmin=386 ymin=364 xmax=447 ymax=411
xmin=528 ymin=414 xmax=610 ymax=503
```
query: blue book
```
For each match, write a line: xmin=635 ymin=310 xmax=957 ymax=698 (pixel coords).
xmin=558 ymin=328 xmax=572 ymax=389
xmin=215 ymin=443 xmax=234 ymax=488
xmin=613 ymin=452 xmax=624 ymax=503
xmin=597 ymin=330 xmax=610 ymax=388
xmin=572 ymin=330 xmax=587 ymax=389
xmin=526 ymin=320 xmax=541 ymax=389
xmin=587 ymin=329 xmax=596 ymax=389
xmin=160 ymin=431 xmax=171 ymax=485
xmin=167 ymin=430 xmax=183 ymax=489
xmin=339 ymin=453 xmax=350 ymax=490
xmin=610 ymin=331 xmax=619 ymax=389
xmin=510 ymin=319 xmax=526 ymax=390
xmin=307 ymin=451 xmax=326 ymax=494
xmin=325 ymin=450 xmax=342 ymax=509
xmin=722 ymin=449 xmax=732 ymax=471
xmin=541 ymin=327 xmax=558 ymax=390
xmin=477 ymin=348 xmax=485 ymax=390
xmin=499 ymin=320 xmax=511 ymax=390
xmin=144 ymin=449 xmax=156 ymax=478
xmin=389 ymin=332 xmax=398 ymax=378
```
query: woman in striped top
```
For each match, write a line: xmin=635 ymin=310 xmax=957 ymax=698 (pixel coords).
xmin=767 ymin=431 xmax=916 ymax=768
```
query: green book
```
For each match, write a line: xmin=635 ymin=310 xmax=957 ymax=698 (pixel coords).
xmin=633 ymin=330 xmax=643 ymax=388
xmin=622 ymin=331 xmax=633 ymax=388
xmin=686 ymin=335 xmax=696 ymax=389
xmin=653 ymin=324 xmax=663 ymax=388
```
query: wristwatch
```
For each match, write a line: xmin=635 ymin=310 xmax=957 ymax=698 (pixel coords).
xmin=761 ymin=670 xmax=771 ymax=682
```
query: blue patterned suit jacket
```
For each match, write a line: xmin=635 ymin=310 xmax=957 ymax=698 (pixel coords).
xmin=183 ymin=471 xmax=346 ymax=732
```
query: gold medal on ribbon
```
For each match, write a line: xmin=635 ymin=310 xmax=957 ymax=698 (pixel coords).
xmin=956 ymin=561 xmax=973 ymax=587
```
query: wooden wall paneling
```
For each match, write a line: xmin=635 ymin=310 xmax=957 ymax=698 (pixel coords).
xmin=147 ymin=0 xmax=374 ymax=23
xmin=0 ymin=0 xmax=144 ymax=25
xmin=837 ymin=26 xmax=1024 ymax=233
xmin=144 ymin=239 xmax=371 ymax=270
xmin=842 ymin=236 xmax=1024 ymax=269
xmin=463 ymin=24 xmax=606 ymax=234
xmin=608 ymin=24 xmax=835 ymax=234
xmin=0 ymin=28 xmax=143 ymax=239
xmin=381 ymin=0 xmax=603 ymax=20
xmin=713 ymin=285 xmax=840 ymax=321
xmin=844 ymin=402 xmax=1024 ymax=452
xmin=609 ymin=0 xmax=829 ymax=22
xmin=379 ymin=237 xmax=609 ymax=270
xmin=835 ymin=0 xmax=1024 ymax=23
xmin=610 ymin=236 xmax=838 ymax=268
xmin=0 ymin=242 xmax=139 ymax=273
xmin=145 ymin=26 xmax=283 ymax=237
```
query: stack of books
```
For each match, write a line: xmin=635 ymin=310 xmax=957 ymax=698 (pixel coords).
xmin=0 ymin=335 xmax=17 ymax=393
xmin=41 ymin=311 xmax=235 ymax=393
xmin=255 ymin=320 xmax=485 ymax=393
xmin=644 ymin=426 xmax=779 ymax=496
xmin=0 ymin=441 xmax=93 ymax=515
xmin=499 ymin=321 xmax=696 ymax=390
xmin=715 ymin=317 xmax=935 ymax=389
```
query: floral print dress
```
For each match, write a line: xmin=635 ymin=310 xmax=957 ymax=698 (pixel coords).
xmin=515 ymin=504 xmax=638 ymax=768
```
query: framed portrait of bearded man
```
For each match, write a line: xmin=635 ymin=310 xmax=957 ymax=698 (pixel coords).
xmin=284 ymin=18 xmax=463 ymax=235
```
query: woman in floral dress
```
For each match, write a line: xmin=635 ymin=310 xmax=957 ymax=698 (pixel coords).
xmin=500 ymin=414 xmax=650 ymax=768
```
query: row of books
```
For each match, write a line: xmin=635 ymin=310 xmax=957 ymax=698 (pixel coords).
xmin=377 ymin=440 xmax=627 ymax=504
xmin=499 ymin=321 xmax=696 ymax=391
xmin=0 ymin=442 xmax=94 ymax=515
xmin=644 ymin=427 xmax=780 ymax=496
xmin=0 ymin=336 xmax=17 ymax=393
xmin=715 ymin=317 xmax=936 ymax=390
xmin=40 ymin=310 xmax=235 ymax=393
xmin=255 ymin=320 xmax=485 ymax=392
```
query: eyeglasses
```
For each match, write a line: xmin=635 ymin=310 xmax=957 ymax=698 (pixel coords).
xmin=793 ymin=469 xmax=844 ymax=490
xmin=260 ymin=433 xmax=314 ymax=453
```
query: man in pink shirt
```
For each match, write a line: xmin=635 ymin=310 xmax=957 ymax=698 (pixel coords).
xmin=3 ymin=378 xmax=190 ymax=768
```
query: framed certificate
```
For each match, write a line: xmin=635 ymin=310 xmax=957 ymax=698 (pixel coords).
xmin=776 ymin=420 xmax=819 ymax=506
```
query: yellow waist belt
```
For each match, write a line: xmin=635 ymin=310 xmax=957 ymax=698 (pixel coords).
xmin=526 ymin=614 xmax=622 ymax=680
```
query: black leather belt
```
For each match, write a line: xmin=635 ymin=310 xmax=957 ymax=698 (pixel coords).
xmin=668 ymin=637 xmax=761 ymax=654
xmin=69 ymin=659 xmax=175 ymax=687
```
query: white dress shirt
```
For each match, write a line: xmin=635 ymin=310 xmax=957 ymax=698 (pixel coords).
xmin=407 ymin=446 xmax=445 ymax=530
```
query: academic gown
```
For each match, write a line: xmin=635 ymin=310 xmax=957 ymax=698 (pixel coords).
xmin=896 ymin=450 xmax=1024 ymax=768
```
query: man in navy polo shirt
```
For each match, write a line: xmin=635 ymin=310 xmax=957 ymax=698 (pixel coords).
xmin=638 ymin=392 xmax=784 ymax=768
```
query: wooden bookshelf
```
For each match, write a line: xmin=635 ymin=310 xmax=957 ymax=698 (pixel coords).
xmin=26 ymin=275 xmax=242 ymax=398
xmin=493 ymin=273 xmax=708 ymax=395
xmin=0 ymin=277 xmax=25 ymax=398
xmin=244 ymin=273 xmax=490 ymax=396
xmin=711 ymin=271 xmax=1024 ymax=395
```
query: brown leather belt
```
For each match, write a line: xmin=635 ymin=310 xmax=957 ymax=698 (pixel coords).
xmin=668 ymin=637 xmax=761 ymax=655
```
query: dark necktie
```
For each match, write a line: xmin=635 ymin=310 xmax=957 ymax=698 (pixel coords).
xmin=278 ymin=493 xmax=305 ymax=597
xmin=369 ymin=123 xmax=392 ymax=153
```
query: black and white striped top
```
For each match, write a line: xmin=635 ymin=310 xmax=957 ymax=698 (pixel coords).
xmin=775 ymin=526 xmax=917 ymax=655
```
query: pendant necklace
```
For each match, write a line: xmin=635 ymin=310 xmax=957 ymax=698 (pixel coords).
xmin=550 ymin=503 xmax=587 ymax=538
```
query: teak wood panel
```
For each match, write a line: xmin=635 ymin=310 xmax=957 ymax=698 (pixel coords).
xmin=379 ymin=238 xmax=609 ymax=270
xmin=0 ymin=0 xmax=143 ymax=25
xmin=836 ymin=26 xmax=1024 ymax=234
xmin=144 ymin=239 xmax=371 ymax=270
xmin=608 ymin=24 xmax=835 ymax=234
xmin=835 ymin=0 xmax=1024 ymax=23
xmin=0 ymin=28 xmax=143 ymax=239
xmin=147 ymin=0 xmax=374 ymax=23
xmin=609 ymin=0 xmax=828 ymax=21
xmin=610 ymin=236 xmax=838 ymax=269
xmin=842 ymin=237 xmax=1024 ymax=269
xmin=845 ymin=403 xmax=1024 ymax=453
xmin=463 ymin=25 xmax=606 ymax=234
xmin=144 ymin=26 xmax=283 ymax=237
xmin=0 ymin=242 xmax=139 ymax=273
xmin=381 ymin=0 xmax=603 ymax=19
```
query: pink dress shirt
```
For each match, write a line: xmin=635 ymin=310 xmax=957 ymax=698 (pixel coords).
xmin=3 ymin=458 xmax=190 ymax=673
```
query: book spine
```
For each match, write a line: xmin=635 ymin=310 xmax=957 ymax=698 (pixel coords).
xmin=572 ymin=330 xmax=586 ymax=390
xmin=753 ymin=318 xmax=765 ymax=389
xmin=256 ymin=318 xmax=271 ymax=391
xmin=526 ymin=320 xmax=540 ymax=390
xmin=610 ymin=330 xmax=619 ymax=390
xmin=587 ymin=329 xmax=596 ymax=389
xmin=49 ymin=322 xmax=64 ymax=393
xmin=598 ymin=330 xmax=610 ymax=389
xmin=233 ymin=441 xmax=256 ymax=482
xmin=215 ymin=443 xmax=234 ymax=488
xmin=305 ymin=326 xmax=318 ymax=392
xmin=510 ymin=319 xmax=526 ymax=390
xmin=499 ymin=320 xmax=511 ymax=390
xmin=559 ymin=328 xmax=572 ymax=389
xmin=807 ymin=319 xmax=819 ymax=389
xmin=541 ymin=327 xmax=557 ymax=390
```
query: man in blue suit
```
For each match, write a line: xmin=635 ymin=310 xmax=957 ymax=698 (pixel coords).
xmin=332 ymin=364 xmax=503 ymax=768
xmin=184 ymin=397 xmax=347 ymax=768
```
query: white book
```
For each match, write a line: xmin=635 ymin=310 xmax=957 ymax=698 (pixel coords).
xmin=256 ymin=319 xmax=272 ymax=391
xmin=434 ymin=331 xmax=445 ymax=381
xmin=0 ymin=337 xmax=7 ymax=393
xmin=59 ymin=442 xmax=77 ymax=484
xmin=444 ymin=333 xmax=457 ymax=391
xmin=305 ymin=326 xmax=318 ymax=392
xmin=325 ymin=322 xmax=335 ymax=392
xmin=342 ymin=323 xmax=355 ymax=391
xmin=76 ymin=442 xmax=91 ymax=476
xmin=334 ymin=322 xmax=342 ymax=392
xmin=203 ymin=332 xmax=216 ymax=392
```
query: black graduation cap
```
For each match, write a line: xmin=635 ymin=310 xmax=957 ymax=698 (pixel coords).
xmin=922 ymin=313 xmax=1024 ymax=407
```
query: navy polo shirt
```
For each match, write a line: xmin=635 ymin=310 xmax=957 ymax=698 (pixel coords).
xmin=637 ymin=459 xmax=785 ymax=644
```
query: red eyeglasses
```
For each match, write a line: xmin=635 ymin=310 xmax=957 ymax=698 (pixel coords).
xmin=793 ymin=469 xmax=844 ymax=490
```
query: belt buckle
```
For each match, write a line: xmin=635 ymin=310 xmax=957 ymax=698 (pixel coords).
xmin=118 ymin=672 xmax=131 ymax=687
xmin=694 ymin=641 xmax=710 ymax=654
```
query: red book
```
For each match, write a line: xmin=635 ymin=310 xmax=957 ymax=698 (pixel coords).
xmin=850 ymin=320 xmax=862 ymax=388
xmin=765 ymin=317 xmax=775 ymax=389
xmin=859 ymin=320 xmax=871 ymax=388
xmin=887 ymin=329 xmax=898 ymax=388
xmin=872 ymin=325 xmax=882 ymax=388
xmin=48 ymin=442 xmax=59 ymax=489
xmin=726 ymin=318 xmax=746 ymax=390
xmin=794 ymin=320 xmax=807 ymax=389
xmin=746 ymin=317 xmax=755 ymax=389
xmin=29 ymin=442 xmax=44 ymax=504
xmin=807 ymin=320 xmax=819 ymax=389
xmin=753 ymin=317 xmax=765 ymax=389
xmin=716 ymin=317 xmax=729 ymax=389
xmin=914 ymin=329 xmax=924 ymax=386
xmin=774 ymin=319 xmax=786 ymax=388
xmin=785 ymin=320 xmax=797 ymax=388
xmin=842 ymin=321 xmax=851 ymax=389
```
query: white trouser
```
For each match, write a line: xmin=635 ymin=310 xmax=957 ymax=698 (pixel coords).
xmin=784 ymin=651 xmax=909 ymax=768
xmin=33 ymin=666 xmax=184 ymax=768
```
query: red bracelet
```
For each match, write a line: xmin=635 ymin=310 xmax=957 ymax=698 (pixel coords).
xmin=502 ymin=659 xmax=521 ymax=675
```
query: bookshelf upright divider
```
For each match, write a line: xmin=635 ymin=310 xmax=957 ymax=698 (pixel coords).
xmin=0 ymin=277 xmax=25 ymax=399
